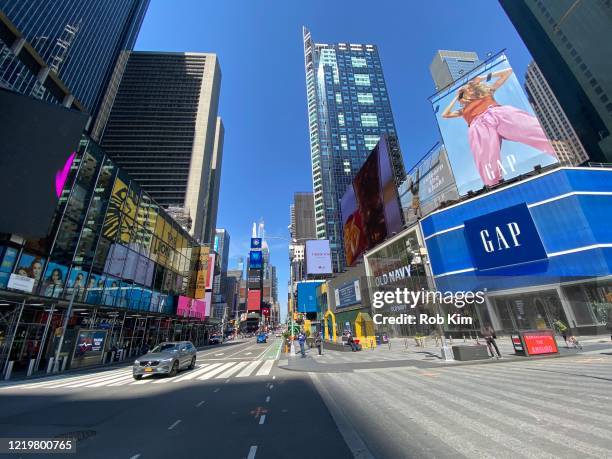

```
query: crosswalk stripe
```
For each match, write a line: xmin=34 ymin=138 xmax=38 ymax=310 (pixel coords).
xmin=236 ymin=360 xmax=262 ymax=378
xmin=197 ymin=362 xmax=236 ymax=380
xmin=255 ymin=360 xmax=274 ymax=376
xmin=16 ymin=370 xmax=127 ymax=389
xmin=63 ymin=371 xmax=134 ymax=388
xmin=88 ymin=374 xmax=136 ymax=388
xmin=173 ymin=363 xmax=220 ymax=382
xmin=45 ymin=370 xmax=132 ymax=388
xmin=216 ymin=361 xmax=248 ymax=378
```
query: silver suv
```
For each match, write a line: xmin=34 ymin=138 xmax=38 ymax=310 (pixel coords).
xmin=133 ymin=341 xmax=197 ymax=380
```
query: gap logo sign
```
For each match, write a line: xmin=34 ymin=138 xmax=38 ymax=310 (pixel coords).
xmin=464 ymin=203 xmax=547 ymax=271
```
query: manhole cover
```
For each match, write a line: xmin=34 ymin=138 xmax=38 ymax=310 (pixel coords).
xmin=54 ymin=430 xmax=96 ymax=443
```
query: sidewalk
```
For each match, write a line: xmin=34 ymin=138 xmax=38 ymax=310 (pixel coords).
xmin=278 ymin=334 xmax=612 ymax=373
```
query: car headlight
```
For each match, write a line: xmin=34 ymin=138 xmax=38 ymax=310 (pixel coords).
xmin=160 ymin=357 xmax=173 ymax=362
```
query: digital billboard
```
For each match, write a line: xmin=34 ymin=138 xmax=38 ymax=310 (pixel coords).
xmin=205 ymin=253 xmax=216 ymax=290
xmin=400 ymin=144 xmax=460 ymax=226
xmin=0 ymin=88 xmax=89 ymax=238
xmin=297 ymin=281 xmax=323 ymax=313
xmin=334 ymin=280 xmax=361 ymax=309
xmin=341 ymin=137 xmax=403 ymax=266
xmin=251 ymin=238 xmax=262 ymax=249
xmin=431 ymin=53 xmax=558 ymax=195
xmin=247 ymin=290 xmax=261 ymax=311
xmin=305 ymin=240 xmax=332 ymax=274
xmin=192 ymin=246 xmax=210 ymax=299
xmin=249 ymin=250 xmax=263 ymax=269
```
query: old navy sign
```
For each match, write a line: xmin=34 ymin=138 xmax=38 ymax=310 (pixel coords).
xmin=464 ymin=203 xmax=547 ymax=271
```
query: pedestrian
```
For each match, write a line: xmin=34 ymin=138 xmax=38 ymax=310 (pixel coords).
xmin=315 ymin=332 xmax=322 ymax=356
xmin=554 ymin=319 xmax=569 ymax=347
xmin=297 ymin=332 xmax=306 ymax=358
xmin=347 ymin=333 xmax=358 ymax=352
xmin=481 ymin=324 xmax=501 ymax=358
xmin=606 ymin=320 xmax=612 ymax=341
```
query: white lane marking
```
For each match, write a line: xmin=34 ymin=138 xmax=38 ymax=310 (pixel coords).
xmin=256 ymin=360 xmax=274 ymax=377
xmin=168 ymin=419 xmax=181 ymax=430
xmin=259 ymin=414 xmax=266 ymax=425
xmin=265 ymin=396 xmax=270 ymax=403
xmin=245 ymin=352 xmax=253 ymax=355
xmin=86 ymin=374 xmax=135 ymax=388
xmin=216 ymin=361 xmax=248 ymax=379
xmin=236 ymin=360 xmax=262 ymax=378
xmin=197 ymin=362 xmax=236 ymax=380
xmin=269 ymin=384 xmax=274 ymax=390
xmin=215 ymin=353 xmax=224 ymax=356
xmin=65 ymin=371 xmax=135 ymax=388
xmin=255 ymin=342 xmax=274 ymax=359
xmin=174 ymin=363 xmax=218 ymax=382
xmin=129 ymin=454 xmax=141 ymax=459
xmin=45 ymin=370 xmax=132 ymax=389
xmin=13 ymin=369 xmax=128 ymax=389
xmin=247 ymin=446 xmax=257 ymax=459
xmin=213 ymin=388 xmax=220 ymax=393
xmin=196 ymin=400 xmax=205 ymax=407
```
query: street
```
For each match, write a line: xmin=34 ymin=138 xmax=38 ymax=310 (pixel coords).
xmin=0 ymin=338 xmax=351 ymax=458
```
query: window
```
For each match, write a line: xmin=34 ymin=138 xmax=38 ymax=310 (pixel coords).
xmin=354 ymin=74 xmax=371 ymax=86
xmin=357 ymin=93 xmax=374 ymax=104
xmin=338 ymin=113 xmax=345 ymax=126
xmin=361 ymin=113 xmax=378 ymax=127
xmin=340 ymin=135 xmax=348 ymax=150
xmin=363 ymin=135 xmax=380 ymax=150
xmin=351 ymin=57 xmax=367 ymax=67
xmin=335 ymin=93 xmax=342 ymax=104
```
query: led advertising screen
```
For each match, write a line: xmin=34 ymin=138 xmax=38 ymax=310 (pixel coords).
xmin=341 ymin=137 xmax=403 ymax=266
xmin=400 ymin=144 xmax=460 ymax=226
xmin=205 ymin=253 xmax=216 ymax=290
xmin=251 ymin=238 xmax=262 ymax=249
xmin=0 ymin=88 xmax=89 ymax=238
xmin=297 ymin=281 xmax=323 ymax=313
xmin=431 ymin=53 xmax=558 ymax=195
xmin=247 ymin=289 xmax=261 ymax=311
xmin=305 ymin=240 xmax=332 ymax=274
xmin=249 ymin=250 xmax=263 ymax=269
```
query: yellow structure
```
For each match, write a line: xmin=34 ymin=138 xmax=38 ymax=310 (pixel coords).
xmin=323 ymin=309 xmax=337 ymax=342
xmin=354 ymin=311 xmax=376 ymax=348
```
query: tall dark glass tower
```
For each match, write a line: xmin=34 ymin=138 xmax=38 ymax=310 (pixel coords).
xmin=303 ymin=27 xmax=404 ymax=272
xmin=0 ymin=0 xmax=149 ymax=124
xmin=499 ymin=0 xmax=612 ymax=162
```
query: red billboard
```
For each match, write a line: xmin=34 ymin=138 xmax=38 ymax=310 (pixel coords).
xmin=523 ymin=330 xmax=558 ymax=356
xmin=247 ymin=290 xmax=261 ymax=311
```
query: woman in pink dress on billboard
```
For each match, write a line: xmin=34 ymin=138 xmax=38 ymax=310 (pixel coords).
xmin=442 ymin=68 xmax=556 ymax=186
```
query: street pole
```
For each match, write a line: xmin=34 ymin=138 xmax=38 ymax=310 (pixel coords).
xmin=2 ymin=299 xmax=26 ymax=378
xmin=53 ymin=286 xmax=79 ymax=372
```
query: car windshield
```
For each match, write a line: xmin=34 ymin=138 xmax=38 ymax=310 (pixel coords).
xmin=152 ymin=343 xmax=178 ymax=353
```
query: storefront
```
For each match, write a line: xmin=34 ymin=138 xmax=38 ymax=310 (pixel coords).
xmin=421 ymin=167 xmax=612 ymax=335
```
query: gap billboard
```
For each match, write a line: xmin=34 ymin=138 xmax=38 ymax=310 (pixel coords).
xmin=431 ymin=52 xmax=557 ymax=196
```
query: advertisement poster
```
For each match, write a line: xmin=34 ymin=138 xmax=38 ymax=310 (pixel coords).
xmin=205 ymin=253 xmax=216 ymax=290
xmin=75 ymin=330 xmax=107 ymax=357
xmin=249 ymin=250 xmax=263 ymax=269
xmin=192 ymin=246 xmax=210 ymax=299
xmin=305 ymin=240 xmax=332 ymax=274
xmin=431 ymin=53 xmax=557 ymax=195
xmin=247 ymin=290 xmax=261 ymax=311
xmin=341 ymin=137 xmax=403 ymax=266
xmin=335 ymin=279 xmax=361 ymax=309
xmin=400 ymin=144 xmax=459 ymax=225
xmin=42 ymin=262 xmax=68 ymax=298
xmin=13 ymin=252 xmax=46 ymax=291
xmin=297 ymin=281 xmax=324 ymax=313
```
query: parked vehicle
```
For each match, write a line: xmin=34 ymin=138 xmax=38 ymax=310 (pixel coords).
xmin=256 ymin=333 xmax=267 ymax=343
xmin=209 ymin=335 xmax=222 ymax=345
xmin=133 ymin=341 xmax=197 ymax=380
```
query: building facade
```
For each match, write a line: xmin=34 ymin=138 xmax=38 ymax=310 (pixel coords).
xmin=0 ymin=0 xmax=149 ymax=125
xmin=525 ymin=61 xmax=589 ymax=166
xmin=500 ymin=0 xmax=612 ymax=162
xmin=303 ymin=27 xmax=404 ymax=272
xmin=99 ymin=51 xmax=222 ymax=242
xmin=429 ymin=50 xmax=481 ymax=90
xmin=290 ymin=192 xmax=316 ymax=241
xmin=213 ymin=228 xmax=230 ymax=296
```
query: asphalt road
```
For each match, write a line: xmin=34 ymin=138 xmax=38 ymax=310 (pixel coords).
xmin=0 ymin=338 xmax=352 ymax=459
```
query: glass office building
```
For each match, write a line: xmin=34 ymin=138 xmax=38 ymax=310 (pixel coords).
xmin=0 ymin=0 xmax=149 ymax=122
xmin=0 ymin=136 xmax=210 ymax=378
xmin=303 ymin=27 xmax=405 ymax=271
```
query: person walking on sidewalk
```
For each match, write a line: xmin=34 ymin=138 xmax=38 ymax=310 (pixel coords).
xmin=482 ymin=324 xmax=502 ymax=358
xmin=554 ymin=319 xmax=569 ymax=347
xmin=314 ymin=332 xmax=322 ymax=356
xmin=297 ymin=332 xmax=306 ymax=358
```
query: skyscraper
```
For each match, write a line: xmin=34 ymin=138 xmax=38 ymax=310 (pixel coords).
xmin=430 ymin=50 xmax=482 ymax=90
xmin=213 ymin=228 xmax=230 ymax=295
xmin=525 ymin=61 xmax=588 ymax=166
xmin=500 ymin=0 xmax=612 ymax=162
xmin=290 ymin=192 xmax=316 ymax=241
xmin=99 ymin=51 xmax=222 ymax=242
xmin=303 ymin=27 xmax=404 ymax=271
xmin=0 ymin=0 xmax=149 ymax=125
xmin=204 ymin=118 xmax=225 ymax=244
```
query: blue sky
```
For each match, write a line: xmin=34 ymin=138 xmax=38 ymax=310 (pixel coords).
xmin=135 ymin=0 xmax=533 ymax=320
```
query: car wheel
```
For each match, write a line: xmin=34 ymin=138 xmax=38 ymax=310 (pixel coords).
xmin=133 ymin=374 xmax=142 ymax=380
xmin=188 ymin=356 xmax=196 ymax=370
xmin=169 ymin=360 xmax=179 ymax=377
